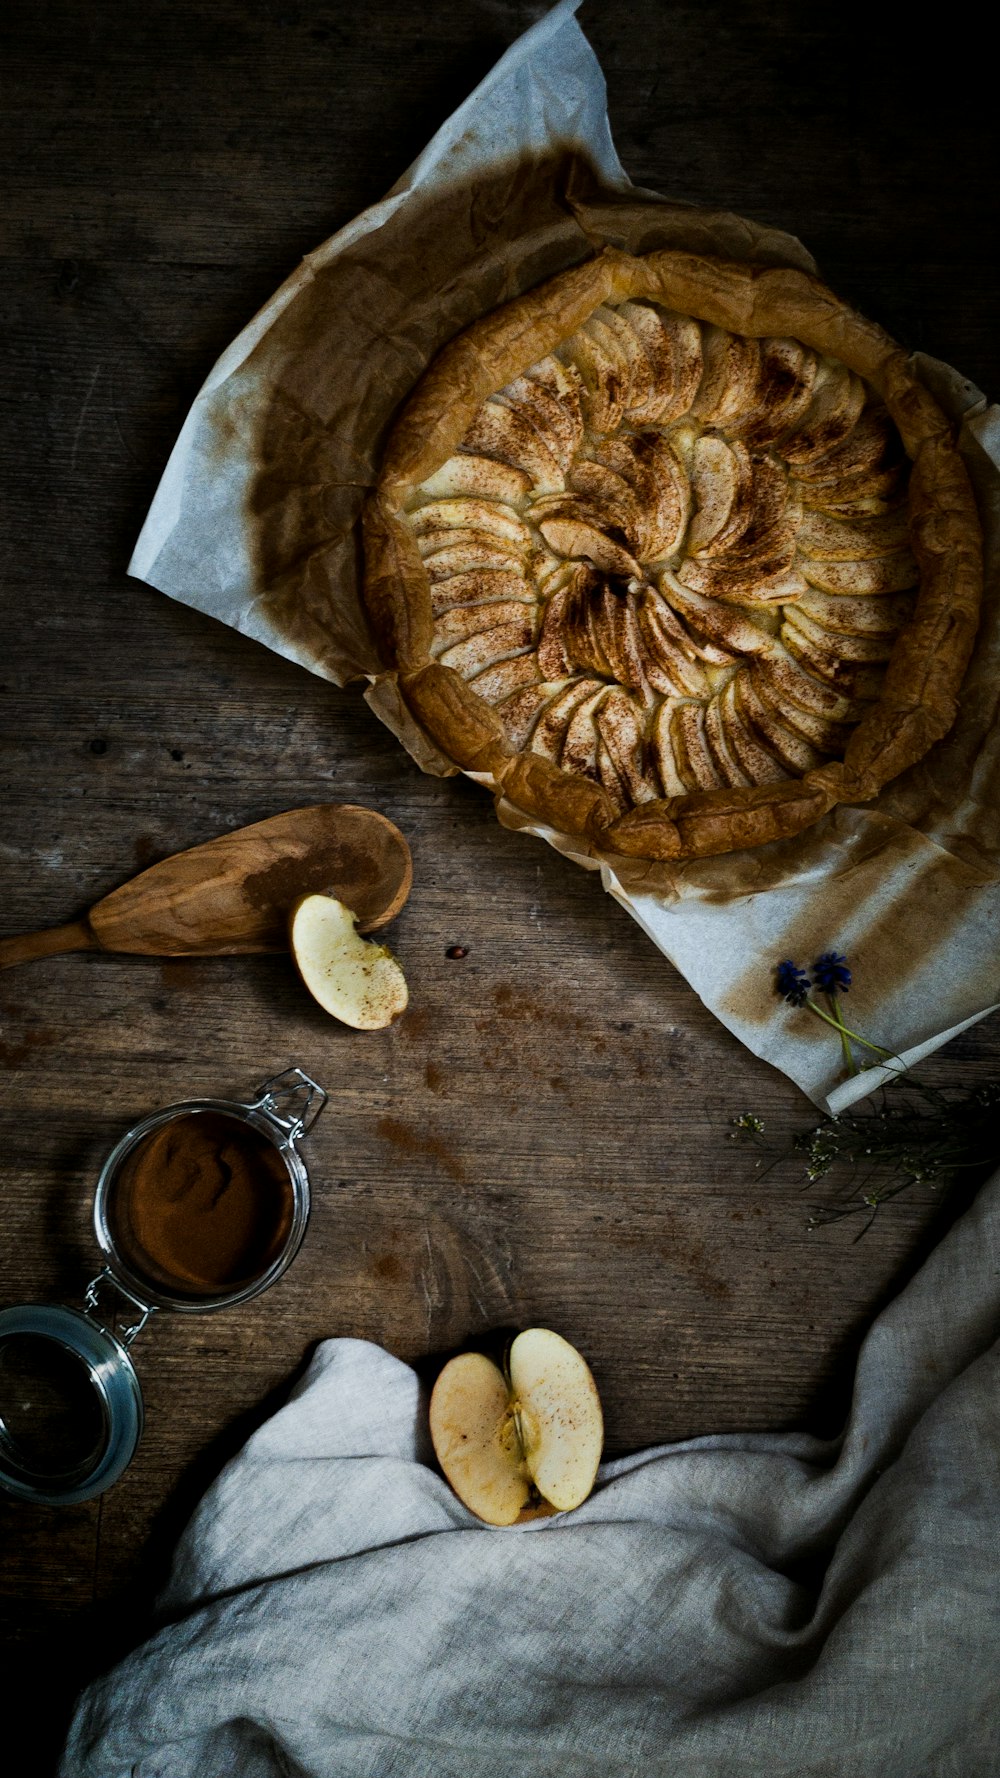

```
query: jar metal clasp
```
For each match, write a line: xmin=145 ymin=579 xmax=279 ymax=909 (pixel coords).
xmin=250 ymin=1066 xmax=328 ymax=1142
xmin=81 ymin=1268 xmax=156 ymax=1350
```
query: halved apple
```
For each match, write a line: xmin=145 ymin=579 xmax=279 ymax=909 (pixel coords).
xmin=429 ymin=1328 xmax=604 ymax=1526
xmin=289 ymin=894 xmax=408 ymax=1029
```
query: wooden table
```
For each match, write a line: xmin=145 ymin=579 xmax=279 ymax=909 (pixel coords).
xmin=2 ymin=3 xmax=998 ymax=1764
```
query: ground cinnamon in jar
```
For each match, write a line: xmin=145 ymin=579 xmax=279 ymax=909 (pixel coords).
xmin=105 ymin=1112 xmax=295 ymax=1298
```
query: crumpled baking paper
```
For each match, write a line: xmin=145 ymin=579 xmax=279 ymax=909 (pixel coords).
xmin=130 ymin=0 xmax=1000 ymax=1112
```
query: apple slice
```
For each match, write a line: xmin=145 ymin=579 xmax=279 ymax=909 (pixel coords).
xmin=289 ymin=894 xmax=408 ymax=1029
xmin=429 ymin=1352 xmax=531 ymax=1527
xmin=429 ymin=1328 xmax=604 ymax=1526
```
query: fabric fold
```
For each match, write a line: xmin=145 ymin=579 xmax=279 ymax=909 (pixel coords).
xmin=62 ymin=1170 xmax=1000 ymax=1778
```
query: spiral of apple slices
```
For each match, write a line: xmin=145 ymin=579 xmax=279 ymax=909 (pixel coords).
xmin=399 ymin=300 xmax=919 ymax=813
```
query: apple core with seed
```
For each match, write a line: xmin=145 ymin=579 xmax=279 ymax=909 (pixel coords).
xmin=429 ymin=1328 xmax=604 ymax=1526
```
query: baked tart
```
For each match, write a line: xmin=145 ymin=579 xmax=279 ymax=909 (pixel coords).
xmin=363 ymin=249 xmax=982 ymax=861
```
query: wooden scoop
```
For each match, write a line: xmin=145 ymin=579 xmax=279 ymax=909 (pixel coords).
xmin=0 ymin=805 xmax=412 ymax=970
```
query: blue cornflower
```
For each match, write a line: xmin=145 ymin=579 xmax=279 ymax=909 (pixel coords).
xmin=811 ymin=952 xmax=852 ymax=996
xmin=776 ymin=946 xmax=889 ymax=1081
xmin=776 ymin=960 xmax=810 ymax=1006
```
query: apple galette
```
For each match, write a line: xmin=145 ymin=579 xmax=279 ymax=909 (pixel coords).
xmin=363 ymin=250 xmax=982 ymax=860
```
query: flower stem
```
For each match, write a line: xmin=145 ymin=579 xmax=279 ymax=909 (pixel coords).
xmin=828 ymin=993 xmax=857 ymax=1076
xmin=805 ymin=999 xmax=895 ymax=1061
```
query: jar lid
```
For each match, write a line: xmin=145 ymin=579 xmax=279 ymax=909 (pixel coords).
xmin=0 ymin=1303 xmax=143 ymax=1505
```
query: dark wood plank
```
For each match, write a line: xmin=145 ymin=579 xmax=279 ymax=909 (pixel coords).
xmin=2 ymin=0 xmax=998 ymax=1765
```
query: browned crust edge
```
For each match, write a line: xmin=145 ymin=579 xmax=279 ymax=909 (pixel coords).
xmin=363 ymin=248 xmax=984 ymax=862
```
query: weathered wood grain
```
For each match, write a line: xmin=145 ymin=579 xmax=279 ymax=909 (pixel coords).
xmin=1 ymin=0 xmax=998 ymax=1766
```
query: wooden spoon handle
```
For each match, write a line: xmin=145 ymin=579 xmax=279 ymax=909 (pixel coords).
xmin=0 ymin=920 xmax=97 ymax=970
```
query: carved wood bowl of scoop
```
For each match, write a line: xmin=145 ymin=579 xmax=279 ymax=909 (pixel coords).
xmin=0 ymin=806 xmax=412 ymax=969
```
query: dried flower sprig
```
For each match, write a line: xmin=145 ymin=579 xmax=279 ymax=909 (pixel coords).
xmin=732 ymin=1077 xmax=1000 ymax=1236
xmin=732 ymin=947 xmax=1000 ymax=1234
xmin=775 ymin=952 xmax=894 ymax=1077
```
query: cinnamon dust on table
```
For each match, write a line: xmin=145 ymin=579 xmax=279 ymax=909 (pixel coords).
xmin=108 ymin=1113 xmax=294 ymax=1297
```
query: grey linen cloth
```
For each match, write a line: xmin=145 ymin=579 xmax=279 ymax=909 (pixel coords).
xmin=62 ymin=1174 xmax=1000 ymax=1777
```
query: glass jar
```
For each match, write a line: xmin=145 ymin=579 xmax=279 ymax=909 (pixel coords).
xmin=0 ymin=1067 xmax=326 ymax=1506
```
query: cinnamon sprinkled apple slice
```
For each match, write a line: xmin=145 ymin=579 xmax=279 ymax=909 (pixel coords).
xmin=289 ymin=895 xmax=408 ymax=1029
xmin=429 ymin=1328 xmax=604 ymax=1526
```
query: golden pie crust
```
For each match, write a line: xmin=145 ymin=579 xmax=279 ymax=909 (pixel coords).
xmin=362 ymin=249 xmax=983 ymax=861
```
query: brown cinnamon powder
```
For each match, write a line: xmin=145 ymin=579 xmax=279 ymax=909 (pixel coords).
xmin=107 ymin=1112 xmax=294 ymax=1298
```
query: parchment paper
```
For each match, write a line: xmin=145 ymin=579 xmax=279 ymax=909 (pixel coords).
xmin=130 ymin=0 xmax=1000 ymax=1112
